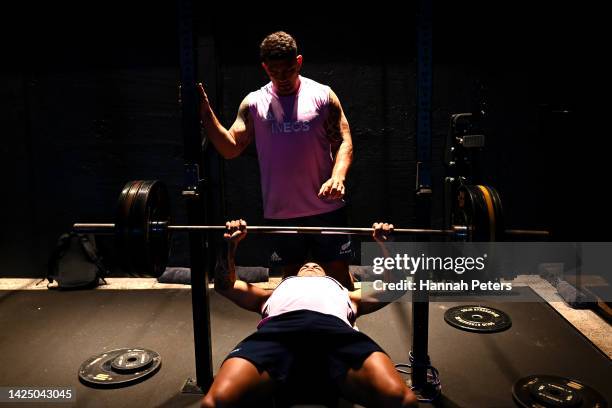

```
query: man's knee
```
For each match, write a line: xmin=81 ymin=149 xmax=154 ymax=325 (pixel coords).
xmin=378 ymin=382 xmax=418 ymax=408
xmin=201 ymin=394 xmax=215 ymax=408
xmin=402 ymin=389 xmax=419 ymax=408
xmin=200 ymin=382 xmax=242 ymax=408
xmin=200 ymin=393 xmax=237 ymax=408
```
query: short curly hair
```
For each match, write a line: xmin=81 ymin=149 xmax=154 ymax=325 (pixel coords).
xmin=260 ymin=31 xmax=298 ymax=62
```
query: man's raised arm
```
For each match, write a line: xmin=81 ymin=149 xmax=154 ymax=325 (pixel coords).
xmin=198 ymin=84 xmax=254 ymax=159
xmin=350 ymin=223 xmax=408 ymax=317
xmin=214 ymin=219 xmax=271 ymax=313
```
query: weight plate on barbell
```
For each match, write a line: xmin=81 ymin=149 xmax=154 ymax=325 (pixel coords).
xmin=78 ymin=348 xmax=161 ymax=388
xmin=477 ymin=185 xmax=497 ymax=241
xmin=116 ymin=180 xmax=145 ymax=275
xmin=513 ymin=375 xmax=607 ymax=408
xmin=131 ymin=180 xmax=170 ymax=278
xmin=486 ymin=185 xmax=505 ymax=242
xmin=116 ymin=180 xmax=170 ymax=277
xmin=444 ymin=305 xmax=511 ymax=333
xmin=454 ymin=184 xmax=505 ymax=242
xmin=147 ymin=182 xmax=171 ymax=278
xmin=130 ymin=180 xmax=154 ymax=276
xmin=454 ymin=186 xmax=471 ymax=235
xmin=455 ymin=185 xmax=488 ymax=241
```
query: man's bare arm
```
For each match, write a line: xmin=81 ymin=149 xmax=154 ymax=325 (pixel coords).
xmin=349 ymin=223 xmax=407 ymax=317
xmin=198 ymin=84 xmax=254 ymax=159
xmin=319 ymin=89 xmax=353 ymax=199
xmin=214 ymin=220 xmax=271 ymax=313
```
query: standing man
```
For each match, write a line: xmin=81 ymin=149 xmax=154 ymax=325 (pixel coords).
xmin=198 ymin=31 xmax=355 ymax=289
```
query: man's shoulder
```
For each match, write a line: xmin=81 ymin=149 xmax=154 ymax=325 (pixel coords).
xmin=301 ymin=77 xmax=332 ymax=106
xmin=247 ymin=83 xmax=273 ymax=103
xmin=301 ymin=76 xmax=331 ymax=92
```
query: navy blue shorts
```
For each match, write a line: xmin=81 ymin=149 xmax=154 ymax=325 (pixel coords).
xmin=266 ymin=207 xmax=353 ymax=266
xmin=224 ymin=310 xmax=384 ymax=386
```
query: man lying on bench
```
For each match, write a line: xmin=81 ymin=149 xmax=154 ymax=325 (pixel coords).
xmin=202 ymin=220 xmax=417 ymax=408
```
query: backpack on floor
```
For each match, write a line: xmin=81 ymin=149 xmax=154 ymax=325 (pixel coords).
xmin=47 ymin=232 xmax=108 ymax=290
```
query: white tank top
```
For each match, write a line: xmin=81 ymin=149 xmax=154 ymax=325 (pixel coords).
xmin=260 ymin=276 xmax=357 ymax=328
xmin=248 ymin=76 xmax=345 ymax=219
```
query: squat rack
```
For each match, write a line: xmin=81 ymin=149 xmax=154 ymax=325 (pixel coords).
xmin=175 ymin=0 xmax=447 ymax=400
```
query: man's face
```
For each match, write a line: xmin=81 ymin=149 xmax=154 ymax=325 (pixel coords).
xmin=297 ymin=262 xmax=325 ymax=277
xmin=262 ymin=55 xmax=303 ymax=95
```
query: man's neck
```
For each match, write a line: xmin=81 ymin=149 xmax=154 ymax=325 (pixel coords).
xmin=274 ymin=76 xmax=302 ymax=96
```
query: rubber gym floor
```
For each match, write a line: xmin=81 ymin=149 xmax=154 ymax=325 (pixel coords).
xmin=0 ymin=280 xmax=610 ymax=407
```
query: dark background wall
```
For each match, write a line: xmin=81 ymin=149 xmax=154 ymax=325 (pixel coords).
xmin=0 ymin=2 xmax=601 ymax=277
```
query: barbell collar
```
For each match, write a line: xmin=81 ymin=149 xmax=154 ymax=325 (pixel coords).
xmin=72 ymin=223 xmax=116 ymax=234
xmin=504 ymin=229 xmax=550 ymax=237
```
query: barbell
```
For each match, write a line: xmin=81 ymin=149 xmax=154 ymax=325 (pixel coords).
xmin=72 ymin=180 xmax=549 ymax=277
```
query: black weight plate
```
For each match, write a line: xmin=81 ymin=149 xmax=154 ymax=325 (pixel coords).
xmin=78 ymin=348 xmax=161 ymax=388
xmin=444 ymin=305 xmax=512 ymax=333
xmin=454 ymin=185 xmax=473 ymax=238
xmin=116 ymin=180 xmax=170 ymax=277
xmin=147 ymin=181 xmax=170 ymax=277
xmin=472 ymin=185 xmax=492 ymax=241
xmin=477 ymin=185 xmax=497 ymax=241
xmin=127 ymin=180 xmax=151 ymax=276
xmin=485 ymin=185 xmax=505 ymax=242
xmin=455 ymin=185 xmax=490 ymax=241
xmin=110 ymin=349 xmax=154 ymax=373
xmin=479 ymin=185 xmax=507 ymax=279
xmin=513 ymin=375 xmax=607 ymax=408
xmin=116 ymin=180 xmax=145 ymax=275
xmin=129 ymin=180 xmax=170 ymax=277
xmin=465 ymin=186 xmax=483 ymax=241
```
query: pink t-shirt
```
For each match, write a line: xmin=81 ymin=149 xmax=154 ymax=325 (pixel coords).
xmin=248 ymin=76 xmax=345 ymax=219
xmin=259 ymin=276 xmax=357 ymax=328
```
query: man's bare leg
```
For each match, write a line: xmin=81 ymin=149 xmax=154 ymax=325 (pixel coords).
xmin=320 ymin=259 xmax=354 ymax=290
xmin=201 ymin=357 xmax=275 ymax=408
xmin=338 ymin=351 xmax=418 ymax=408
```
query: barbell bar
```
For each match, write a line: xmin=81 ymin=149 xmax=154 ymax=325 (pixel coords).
xmin=73 ymin=222 xmax=547 ymax=237
xmin=73 ymin=222 xmax=466 ymax=236
xmin=72 ymin=180 xmax=549 ymax=278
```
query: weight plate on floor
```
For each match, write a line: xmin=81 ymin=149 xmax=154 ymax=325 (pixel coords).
xmin=78 ymin=348 xmax=161 ymax=388
xmin=110 ymin=349 xmax=154 ymax=373
xmin=444 ymin=305 xmax=511 ymax=333
xmin=513 ymin=375 xmax=607 ymax=408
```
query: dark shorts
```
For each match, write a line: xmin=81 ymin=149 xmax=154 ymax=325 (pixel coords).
xmin=224 ymin=310 xmax=384 ymax=386
xmin=266 ymin=206 xmax=353 ymax=266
